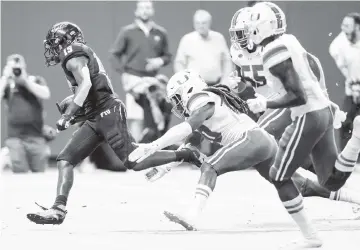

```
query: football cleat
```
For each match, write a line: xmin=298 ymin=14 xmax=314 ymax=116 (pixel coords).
xmin=279 ymin=237 xmax=322 ymax=250
xmin=27 ymin=202 xmax=67 ymax=225
xmin=164 ymin=211 xmax=197 ymax=231
xmin=145 ymin=164 xmax=172 ymax=182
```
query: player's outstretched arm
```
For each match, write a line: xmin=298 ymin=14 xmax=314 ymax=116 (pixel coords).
xmin=128 ymin=103 xmax=214 ymax=163
xmin=152 ymin=103 xmax=215 ymax=150
xmin=266 ymin=58 xmax=307 ymax=109
xmin=63 ymin=56 xmax=91 ymax=117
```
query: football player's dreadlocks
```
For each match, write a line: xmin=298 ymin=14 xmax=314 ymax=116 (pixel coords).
xmin=204 ymin=84 xmax=249 ymax=114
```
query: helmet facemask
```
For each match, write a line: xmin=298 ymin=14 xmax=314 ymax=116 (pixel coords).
xmin=44 ymin=36 xmax=65 ymax=67
xmin=168 ymin=93 xmax=189 ymax=119
xmin=44 ymin=22 xmax=85 ymax=67
xmin=230 ymin=28 xmax=249 ymax=49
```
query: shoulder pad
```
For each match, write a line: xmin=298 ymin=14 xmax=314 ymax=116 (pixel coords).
xmin=186 ymin=91 xmax=214 ymax=114
xmin=230 ymin=44 xmax=238 ymax=56
xmin=59 ymin=43 xmax=90 ymax=64
xmin=230 ymin=45 xmax=243 ymax=65
xmin=262 ymin=37 xmax=291 ymax=69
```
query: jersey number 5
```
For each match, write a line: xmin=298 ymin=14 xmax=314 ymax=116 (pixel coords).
xmin=241 ymin=65 xmax=267 ymax=87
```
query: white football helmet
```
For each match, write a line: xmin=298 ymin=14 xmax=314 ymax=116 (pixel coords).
xmin=229 ymin=7 xmax=252 ymax=49
xmin=166 ymin=70 xmax=207 ymax=118
xmin=247 ymin=2 xmax=286 ymax=45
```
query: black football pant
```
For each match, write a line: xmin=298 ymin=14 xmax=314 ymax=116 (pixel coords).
xmin=57 ymin=102 xmax=135 ymax=167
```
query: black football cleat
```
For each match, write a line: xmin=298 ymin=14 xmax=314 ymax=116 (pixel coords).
xmin=27 ymin=203 xmax=67 ymax=225
xmin=164 ymin=211 xmax=197 ymax=231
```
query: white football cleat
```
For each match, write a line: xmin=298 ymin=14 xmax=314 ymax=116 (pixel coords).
xmin=279 ymin=236 xmax=323 ymax=250
xmin=145 ymin=164 xmax=172 ymax=182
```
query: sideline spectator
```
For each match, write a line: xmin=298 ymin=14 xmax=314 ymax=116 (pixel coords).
xmin=130 ymin=74 xmax=172 ymax=143
xmin=0 ymin=54 xmax=51 ymax=173
xmin=329 ymin=12 xmax=360 ymax=149
xmin=174 ymin=9 xmax=232 ymax=154
xmin=110 ymin=0 xmax=172 ymax=142
xmin=174 ymin=9 xmax=232 ymax=86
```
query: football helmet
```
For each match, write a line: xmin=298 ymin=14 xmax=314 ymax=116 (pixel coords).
xmin=166 ymin=70 xmax=207 ymax=118
xmin=44 ymin=22 xmax=85 ymax=66
xmin=247 ymin=2 xmax=286 ymax=45
xmin=229 ymin=7 xmax=252 ymax=49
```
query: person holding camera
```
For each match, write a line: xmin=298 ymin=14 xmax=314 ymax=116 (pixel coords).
xmin=130 ymin=75 xmax=173 ymax=144
xmin=0 ymin=54 xmax=51 ymax=173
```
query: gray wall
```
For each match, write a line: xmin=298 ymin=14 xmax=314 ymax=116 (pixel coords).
xmin=1 ymin=1 xmax=357 ymax=154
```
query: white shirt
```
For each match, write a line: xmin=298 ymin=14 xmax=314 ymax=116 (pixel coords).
xmin=174 ymin=31 xmax=231 ymax=83
xmin=329 ymin=32 xmax=360 ymax=96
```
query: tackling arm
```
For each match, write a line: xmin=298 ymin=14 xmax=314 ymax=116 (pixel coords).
xmin=63 ymin=56 xmax=91 ymax=117
xmin=266 ymin=58 xmax=307 ymax=109
xmin=150 ymin=103 xmax=215 ymax=150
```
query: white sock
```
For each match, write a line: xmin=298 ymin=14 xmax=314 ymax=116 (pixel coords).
xmin=330 ymin=189 xmax=360 ymax=205
xmin=335 ymin=137 xmax=360 ymax=173
xmin=283 ymin=194 xmax=317 ymax=239
xmin=187 ymin=184 xmax=212 ymax=218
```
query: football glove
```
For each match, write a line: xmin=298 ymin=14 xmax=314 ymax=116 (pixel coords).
xmin=56 ymin=95 xmax=86 ymax=124
xmin=246 ymin=93 xmax=267 ymax=113
xmin=56 ymin=114 xmax=74 ymax=132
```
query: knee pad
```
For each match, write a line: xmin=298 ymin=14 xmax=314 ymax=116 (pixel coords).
xmin=106 ymin=131 xmax=125 ymax=150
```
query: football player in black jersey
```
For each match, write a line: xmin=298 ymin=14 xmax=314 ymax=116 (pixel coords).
xmin=26 ymin=22 xmax=201 ymax=225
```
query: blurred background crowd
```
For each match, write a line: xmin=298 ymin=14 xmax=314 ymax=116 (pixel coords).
xmin=1 ymin=0 xmax=360 ymax=173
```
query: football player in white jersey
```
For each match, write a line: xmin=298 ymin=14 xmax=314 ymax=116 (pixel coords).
xmin=246 ymin=2 xmax=360 ymax=248
xmin=129 ymin=70 xmax=280 ymax=230
xmin=229 ymin=7 xmax=360 ymax=212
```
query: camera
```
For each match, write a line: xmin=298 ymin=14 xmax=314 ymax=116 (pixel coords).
xmin=12 ymin=68 xmax=22 ymax=77
xmin=148 ymin=84 xmax=159 ymax=93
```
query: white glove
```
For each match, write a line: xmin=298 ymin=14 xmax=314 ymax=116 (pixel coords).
xmin=246 ymin=93 xmax=267 ymax=113
xmin=331 ymin=102 xmax=347 ymax=129
xmin=129 ymin=142 xmax=159 ymax=163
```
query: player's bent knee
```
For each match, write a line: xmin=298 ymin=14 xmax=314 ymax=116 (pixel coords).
xmin=269 ymin=166 xmax=279 ymax=182
xmin=57 ymin=160 xmax=75 ymax=170
xmin=269 ymin=165 xmax=292 ymax=183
